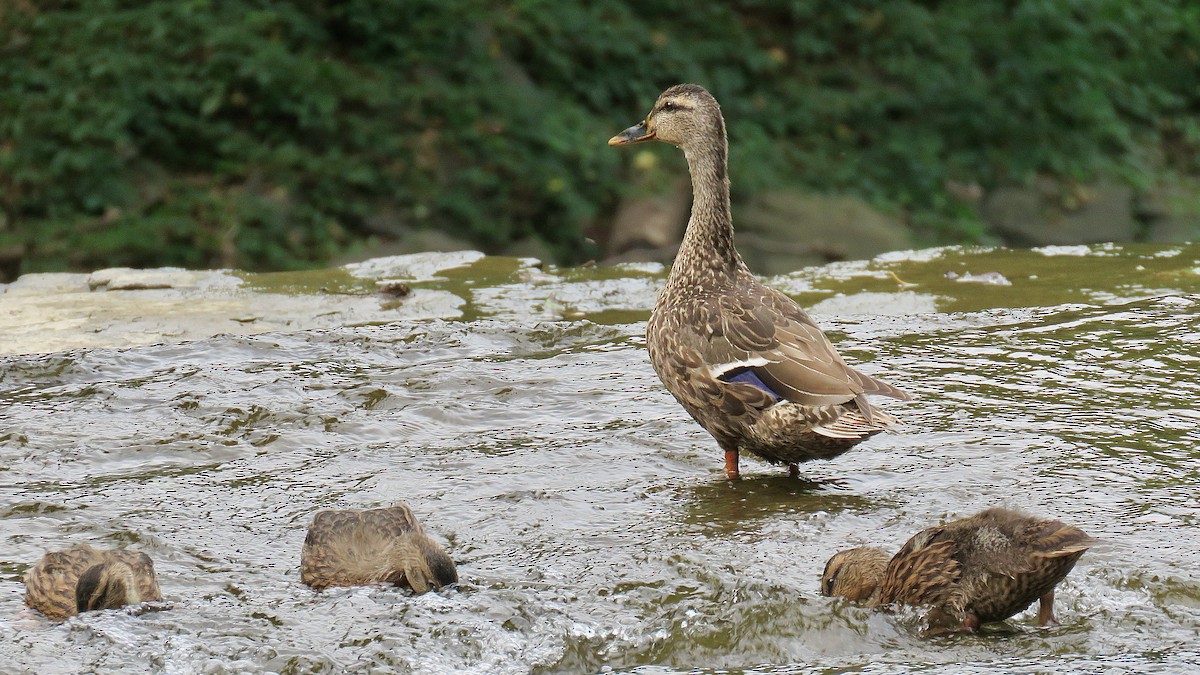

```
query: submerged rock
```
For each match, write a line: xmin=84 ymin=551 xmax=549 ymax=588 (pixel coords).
xmin=945 ymin=270 xmax=1012 ymax=286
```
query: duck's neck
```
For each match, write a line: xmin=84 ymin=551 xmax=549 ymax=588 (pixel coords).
xmin=672 ymin=130 xmax=744 ymax=283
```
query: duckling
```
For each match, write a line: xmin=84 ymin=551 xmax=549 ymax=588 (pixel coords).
xmin=300 ymin=503 xmax=457 ymax=593
xmin=821 ymin=508 xmax=1095 ymax=631
xmin=24 ymin=545 xmax=162 ymax=620
xmin=610 ymin=84 xmax=908 ymax=478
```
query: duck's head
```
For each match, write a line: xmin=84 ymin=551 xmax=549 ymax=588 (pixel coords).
xmin=397 ymin=535 xmax=458 ymax=594
xmin=76 ymin=561 xmax=141 ymax=613
xmin=608 ymin=84 xmax=724 ymax=150
xmin=422 ymin=538 xmax=459 ymax=589
xmin=820 ymin=547 xmax=890 ymax=601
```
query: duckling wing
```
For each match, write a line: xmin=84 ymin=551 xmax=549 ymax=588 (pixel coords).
xmin=709 ymin=287 xmax=908 ymax=416
xmin=878 ymin=527 xmax=968 ymax=613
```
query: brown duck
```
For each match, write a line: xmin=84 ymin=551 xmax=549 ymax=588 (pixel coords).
xmin=300 ymin=503 xmax=457 ymax=593
xmin=24 ymin=544 xmax=162 ymax=620
xmin=821 ymin=508 xmax=1095 ymax=631
xmin=609 ymin=84 xmax=908 ymax=478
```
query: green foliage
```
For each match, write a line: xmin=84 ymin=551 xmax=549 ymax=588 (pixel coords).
xmin=1 ymin=0 xmax=1197 ymax=274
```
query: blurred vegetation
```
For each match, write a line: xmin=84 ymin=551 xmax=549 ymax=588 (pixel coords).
xmin=1 ymin=0 xmax=1197 ymax=276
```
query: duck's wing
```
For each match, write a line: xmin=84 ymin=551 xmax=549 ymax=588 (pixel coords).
xmin=706 ymin=286 xmax=908 ymax=418
xmin=360 ymin=504 xmax=423 ymax=538
xmin=24 ymin=545 xmax=103 ymax=620
xmin=108 ymin=550 xmax=162 ymax=603
xmin=878 ymin=526 xmax=967 ymax=613
xmin=651 ymin=305 xmax=780 ymax=424
xmin=955 ymin=510 xmax=1097 ymax=578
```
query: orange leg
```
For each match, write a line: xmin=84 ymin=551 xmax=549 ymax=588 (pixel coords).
xmin=1037 ymin=590 xmax=1058 ymax=626
xmin=724 ymin=449 xmax=740 ymax=479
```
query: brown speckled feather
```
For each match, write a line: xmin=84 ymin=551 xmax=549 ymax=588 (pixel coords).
xmin=866 ymin=508 xmax=1094 ymax=627
xmin=878 ymin=531 xmax=967 ymax=613
xmin=300 ymin=503 xmax=456 ymax=593
xmin=617 ymin=84 xmax=908 ymax=473
xmin=24 ymin=545 xmax=161 ymax=621
xmin=647 ymin=275 xmax=904 ymax=465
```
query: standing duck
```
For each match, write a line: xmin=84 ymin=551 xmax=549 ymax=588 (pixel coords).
xmin=24 ymin=544 xmax=162 ymax=620
xmin=821 ymin=508 xmax=1095 ymax=631
xmin=300 ymin=503 xmax=457 ymax=593
xmin=609 ymin=84 xmax=908 ymax=478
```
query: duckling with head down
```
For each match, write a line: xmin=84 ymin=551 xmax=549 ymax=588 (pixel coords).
xmin=610 ymin=84 xmax=909 ymax=479
xmin=24 ymin=544 xmax=162 ymax=620
xmin=300 ymin=503 xmax=457 ymax=594
xmin=821 ymin=508 xmax=1095 ymax=631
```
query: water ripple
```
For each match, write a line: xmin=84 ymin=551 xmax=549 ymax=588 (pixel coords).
xmin=2 ymin=250 xmax=1199 ymax=673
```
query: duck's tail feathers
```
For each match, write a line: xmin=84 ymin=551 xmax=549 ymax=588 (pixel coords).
xmin=846 ymin=371 xmax=908 ymax=424
xmin=812 ymin=407 xmax=899 ymax=439
xmin=1033 ymin=525 xmax=1099 ymax=558
xmin=852 ymin=369 xmax=910 ymax=399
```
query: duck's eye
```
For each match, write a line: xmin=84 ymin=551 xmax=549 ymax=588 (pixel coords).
xmin=822 ymin=567 xmax=839 ymax=595
xmin=660 ymin=102 xmax=678 ymax=112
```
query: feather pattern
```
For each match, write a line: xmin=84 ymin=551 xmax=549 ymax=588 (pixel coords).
xmin=822 ymin=508 xmax=1095 ymax=630
xmin=24 ymin=544 xmax=161 ymax=621
xmin=300 ymin=503 xmax=457 ymax=594
xmin=613 ymin=84 xmax=907 ymax=475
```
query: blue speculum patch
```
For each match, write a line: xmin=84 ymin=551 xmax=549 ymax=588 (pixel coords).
xmin=719 ymin=368 xmax=783 ymax=402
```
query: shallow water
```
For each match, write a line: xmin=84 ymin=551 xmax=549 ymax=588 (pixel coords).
xmin=2 ymin=244 xmax=1199 ymax=674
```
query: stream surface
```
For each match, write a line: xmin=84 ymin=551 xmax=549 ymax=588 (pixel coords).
xmin=2 ymin=243 xmax=1199 ymax=674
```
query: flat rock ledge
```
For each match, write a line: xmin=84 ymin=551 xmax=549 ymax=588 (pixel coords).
xmin=0 ymin=253 xmax=488 ymax=356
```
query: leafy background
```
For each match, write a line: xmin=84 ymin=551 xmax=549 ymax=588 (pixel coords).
xmin=1 ymin=0 xmax=1197 ymax=277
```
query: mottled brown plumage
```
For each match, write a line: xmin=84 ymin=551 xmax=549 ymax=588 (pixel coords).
xmin=821 ymin=508 xmax=1095 ymax=631
xmin=24 ymin=545 xmax=161 ymax=621
xmin=609 ymin=84 xmax=908 ymax=478
xmin=300 ymin=503 xmax=457 ymax=594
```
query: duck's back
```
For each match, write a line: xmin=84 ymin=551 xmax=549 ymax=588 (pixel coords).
xmin=300 ymin=505 xmax=422 ymax=590
xmin=880 ymin=508 xmax=1093 ymax=624
xmin=24 ymin=545 xmax=159 ymax=620
xmin=950 ymin=509 xmax=1093 ymax=622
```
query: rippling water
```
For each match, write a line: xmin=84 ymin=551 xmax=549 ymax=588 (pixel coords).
xmin=2 ymin=244 xmax=1199 ymax=673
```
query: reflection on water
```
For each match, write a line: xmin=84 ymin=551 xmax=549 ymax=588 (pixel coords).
xmin=675 ymin=475 xmax=886 ymax=538
xmin=1 ymin=244 xmax=1199 ymax=673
